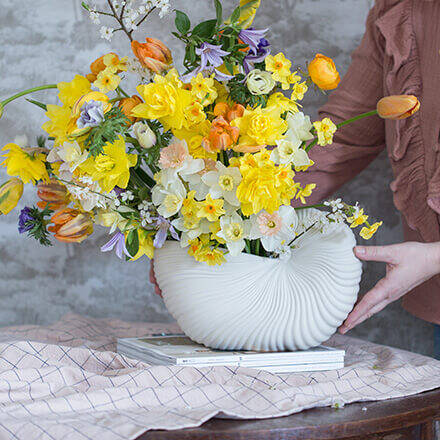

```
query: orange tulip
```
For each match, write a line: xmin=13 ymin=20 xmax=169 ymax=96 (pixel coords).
xmin=37 ymin=179 xmax=69 ymax=211
xmin=131 ymin=38 xmax=172 ymax=74
xmin=118 ymin=95 xmax=143 ymax=123
xmin=377 ymin=95 xmax=420 ymax=120
xmin=214 ymin=102 xmax=245 ymax=123
xmin=202 ymin=116 xmax=240 ymax=153
xmin=308 ymin=54 xmax=340 ymax=91
xmin=49 ymin=208 xmax=93 ymax=243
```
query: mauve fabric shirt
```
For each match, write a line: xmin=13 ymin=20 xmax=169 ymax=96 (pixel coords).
xmin=301 ymin=0 xmax=440 ymax=324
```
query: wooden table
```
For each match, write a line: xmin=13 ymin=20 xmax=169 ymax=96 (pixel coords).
xmin=138 ymin=388 xmax=440 ymax=440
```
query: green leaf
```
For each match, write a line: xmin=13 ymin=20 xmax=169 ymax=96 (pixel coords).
xmin=192 ymin=19 xmax=217 ymax=38
xmin=230 ymin=6 xmax=241 ymax=24
xmin=223 ymin=59 xmax=234 ymax=75
xmin=0 ymin=190 xmax=10 ymax=205
xmin=214 ymin=0 xmax=223 ymax=26
xmin=26 ymin=98 xmax=47 ymax=111
xmin=81 ymin=2 xmax=90 ymax=11
xmin=126 ymin=229 xmax=140 ymax=258
xmin=175 ymin=10 xmax=191 ymax=34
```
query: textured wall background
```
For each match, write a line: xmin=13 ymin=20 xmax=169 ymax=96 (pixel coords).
xmin=0 ymin=0 xmax=434 ymax=355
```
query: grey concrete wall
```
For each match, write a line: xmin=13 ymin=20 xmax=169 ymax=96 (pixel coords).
xmin=0 ymin=0 xmax=434 ymax=356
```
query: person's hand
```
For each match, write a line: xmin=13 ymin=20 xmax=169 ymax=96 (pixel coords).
xmin=149 ymin=260 xmax=162 ymax=297
xmin=339 ymin=241 xmax=440 ymax=334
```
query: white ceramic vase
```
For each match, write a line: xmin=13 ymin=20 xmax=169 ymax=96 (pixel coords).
xmin=154 ymin=208 xmax=362 ymax=352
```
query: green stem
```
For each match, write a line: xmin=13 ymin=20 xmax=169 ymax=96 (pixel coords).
xmin=116 ymin=86 xmax=130 ymax=98
xmin=305 ymin=110 xmax=379 ymax=153
xmin=1 ymin=84 xmax=57 ymax=107
xmin=255 ymin=240 xmax=260 ymax=256
xmin=295 ymin=203 xmax=326 ymax=210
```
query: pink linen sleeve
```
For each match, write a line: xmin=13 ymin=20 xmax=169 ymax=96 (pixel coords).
xmin=299 ymin=5 xmax=386 ymax=204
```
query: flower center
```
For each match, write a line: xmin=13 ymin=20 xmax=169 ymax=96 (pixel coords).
xmin=218 ymin=174 xmax=234 ymax=191
xmin=224 ymin=223 xmax=244 ymax=241
xmin=95 ymin=155 xmax=115 ymax=172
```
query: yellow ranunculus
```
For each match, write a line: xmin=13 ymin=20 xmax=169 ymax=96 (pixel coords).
xmin=308 ymin=54 xmax=340 ymax=91
xmin=184 ymin=101 xmax=207 ymax=127
xmin=190 ymin=73 xmax=218 ymax=106
xmin=1 ymin=143 xmax=49 ymax=184
xmin=313 ymin=118 xmax=337 ymax=146
xmin=0 ymin=178 xmax=24 ymax=215
xmin=232 ymin=106 xmax=288 ymax=148
xmin=42 ymin=104 xmax=72 ymax=146
xmin=131 ymin=230 xmax=154 ymax=261
xmin=133 ymin=73 xmax=192 ymax=131
xmin=57 ymin=75 xmax=91 ymax=108
xmin=80 ymin=135 xmax=137 ymax=192
xmin=360 ymin=222 xmax=383 ymax=240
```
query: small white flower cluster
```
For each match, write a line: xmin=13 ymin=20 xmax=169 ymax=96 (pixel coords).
xmin=67 ymin=176 xmax=109 ymax=211
xmin=121 ymin=190 xmax=135 ymax=203
xmin=324 ymin=198 xmax=347 ymax=224
xmin=127 ymin=57 xmax=151 ymax=81
xmin=86 ymin=0 xmax=171 ymax=41
xmin=138 ymin=200 xmax=153 ymax=227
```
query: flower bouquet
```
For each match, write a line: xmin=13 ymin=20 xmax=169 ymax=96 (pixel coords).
xmin=0 ymin=0 xmax=419 ymax=351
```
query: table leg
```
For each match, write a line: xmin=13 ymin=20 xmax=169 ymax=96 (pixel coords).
xmin=420 ymin=421 xmax=435 ymax=440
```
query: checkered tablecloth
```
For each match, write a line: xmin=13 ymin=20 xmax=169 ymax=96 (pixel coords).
xmin=0 ymin=313 xmax=439 ymax=440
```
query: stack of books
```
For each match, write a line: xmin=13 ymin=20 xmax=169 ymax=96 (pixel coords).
xmin=117 ymin=334 xmax=345 ymax=373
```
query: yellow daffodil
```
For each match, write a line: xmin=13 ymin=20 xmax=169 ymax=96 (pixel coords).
xmin=93 ymin=68 xmax=121 ymax=93
xmin=1 ymin=143 xmax=49 ymax=184
xmin=57 ymin=75 xmax=91 ymax=108
xmin=190 ymin=237 xmax=226 ymax=266
xmin=265 ymin=52 xmax=292 ymax=90
xmin=360 ymin=222 xmax=383 ymax=240
xmin=347 ymin=208 xmax=368 ymax=228
xmin=190 ymin=73 xmax=218 ymax=106
xmin=130 ymin=230 xmax=154 ymax=261
xmin=313 ymin=118 xmax=337 ymax=146
xmin=231 ymin=106 xmax=288 ymax=148
xmin=80 ymin=135 xmax=137 ymax=192
xmin=42 ymin=104 xmax=72 ymax=146
xmin=197 ymin=194 xmax=225 ymax=222
xmin=173 ymin=121 xmax=216 ymax=160
xmin=0 ymin=178 xmax=23 ymax=215
xmin=295 ymin=183 xmax=316 ymax=204
xmin=133 ymin=72 xmax=192 ymax=131
xmin=236 ymin=150 xmax=296 ymax=216
xmin=184 ymin=101 xmax=207 ymax=126
xmin=266 ymin=92 xmax=299 ymax=114
xmin=291 ymin=81 xmax=308 ymax=101
xmin=103 ymin=53 xmax=128 ymax=73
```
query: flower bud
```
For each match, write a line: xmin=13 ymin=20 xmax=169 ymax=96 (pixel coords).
xmin=377 ymin=95 xmax=420 ymax=120
xmin=308 ymin=54 xmax=340 ymax=91
xmin=49 ymin=208 xmax=93 ymax=243
xmin=118 ymin=95 xmax=143 ymax=123
xmin=0 ymin=178 xmax=23 ymax=215
xmin=131 ymin=38 xmax=172 ymax=74
xmin=37 ymin=179 xmax=69 ymax=211
xmin=132 ymin=121 xmax=157 ymax=149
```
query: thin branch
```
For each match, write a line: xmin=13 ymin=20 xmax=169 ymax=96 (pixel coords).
xmin=136 ymin=7 xmax=156 ymax=27
xmin=106 ymin=0 xmax=133 ymax=42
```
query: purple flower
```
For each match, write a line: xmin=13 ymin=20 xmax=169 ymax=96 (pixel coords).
xmin=196 ymin=42 xmax=230 ymax=70
xmin=101 ymin=231 xmax=132 ymax=259
xmin=239 ymin=28 xmax=268 ymax=55
xmin=77 ymin=100 xmax=105 ymax=129
xmin=18 ymin=207 xmax=35 ymax=234
xmin=152 ymin=216 xmax=179 ymax=249
xmin=243 ymin=38 xmax=271 ymax=74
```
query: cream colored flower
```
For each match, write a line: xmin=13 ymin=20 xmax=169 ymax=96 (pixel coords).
xmin=246 ymin=69 xmax=276 ymax=95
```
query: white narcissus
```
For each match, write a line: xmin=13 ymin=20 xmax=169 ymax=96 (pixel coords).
xmin=249 ymin=205 xmax=298 ymax=253
xmin=271 ymin=138 xmax=311 ymax=168
xmin=171 ymin=216 xmax=211 ymax=247
xmin=285 ymin=112 xmax=314 ymax=142
xmin=201 ymin=162 xmax=242 ymax=206
xmin=152 ymin=178 xmax=187 ymax=218
xmin=217 ymin=213 xmax=251 ymax=256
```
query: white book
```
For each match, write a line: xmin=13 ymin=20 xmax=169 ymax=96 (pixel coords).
xmin=117 ymin=334 xmax=345 ymax=373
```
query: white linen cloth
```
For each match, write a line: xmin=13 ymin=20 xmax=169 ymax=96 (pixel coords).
xmin=0 ymin=313 xmax=439 ymax=440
